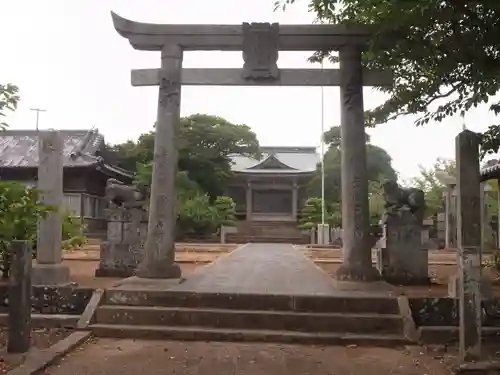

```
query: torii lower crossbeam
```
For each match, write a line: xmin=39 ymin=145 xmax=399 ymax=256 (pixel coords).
xmin=131 ymin=68 xmax=393 ymax=87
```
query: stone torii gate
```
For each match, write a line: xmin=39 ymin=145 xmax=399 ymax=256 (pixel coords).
xmin=111 ymin=12 xmax=392 ymax=281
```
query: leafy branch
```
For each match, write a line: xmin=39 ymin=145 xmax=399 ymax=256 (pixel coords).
xmin=0 ymin=84 xmax=20 ymax=130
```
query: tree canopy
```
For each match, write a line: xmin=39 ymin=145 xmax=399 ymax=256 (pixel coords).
xmin=0 ymin=84 xmax=19 ymax=130
xmin=308 ymin=125 xmax=397 ymax=203
xmin=409 ymin=158 xmax=456 ymax=217
xmin=276 ymin=0 xmax=500 ymax=157
xmin=112 ymin=114 xmax=260 ymax=199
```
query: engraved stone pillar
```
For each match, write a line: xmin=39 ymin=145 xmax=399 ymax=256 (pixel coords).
xmin=246 ymin=182 xmax=252 ymax=221
xmin=32 ymin=131 xmax=70 ymax=285
xmin=335 ymin=45 xmax=379 ymax=281
xmin=8 ymin=241 xmax=32 ymax=353
xmin=135 ymin=44 xmax=183 ymax=279
xmin=456 ymin=130 xmax=482 ymax=362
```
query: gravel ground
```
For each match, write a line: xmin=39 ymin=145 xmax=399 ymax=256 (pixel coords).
xmin=42 ymin=339 xmax=453 ymax=375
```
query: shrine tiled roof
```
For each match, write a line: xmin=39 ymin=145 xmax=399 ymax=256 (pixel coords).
xmin=230 ymin=146 xmax=319 ymax=174
xmin=0 ymin=129 xmax=132 ymax=178
xmin=481 ymin=158 xmax=500 ymax=181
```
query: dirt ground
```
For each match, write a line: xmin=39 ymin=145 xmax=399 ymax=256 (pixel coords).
xmin=421 ymin=343 xmax=500 ymax=369
xmin=0 ymin=328 xmax=71 ymax=374
xmin=316 ymin=262 xmax=500 ymax=297
xmin=65 ymin=260 xmax=205 ymax=289
xmin=41 ymin=338 xmax=454 ymax=375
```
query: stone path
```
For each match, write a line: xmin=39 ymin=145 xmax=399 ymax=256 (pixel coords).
xmin=172 ymin=243 xmax=339 ymax=295
xmin=42 ymin=338 xmax=453 ymax=375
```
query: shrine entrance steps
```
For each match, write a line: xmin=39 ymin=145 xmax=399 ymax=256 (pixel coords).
xmin=228 ymin=221 xmax=310 ymax=244
xmin=89 ymin=244 xmax=410 ymax=346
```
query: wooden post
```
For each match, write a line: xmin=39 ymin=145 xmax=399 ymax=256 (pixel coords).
xmin=8 ymin=241 xmax=32 ymax=354
xmin=455 ymin=130 xmax=482 ymax=362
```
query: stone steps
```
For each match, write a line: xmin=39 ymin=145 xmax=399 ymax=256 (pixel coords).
xmin=233 ymin=221 xmax=309 ymax=243
xmin=90 ymin=290 xmax=408 ymax=345
xmin=90 ymin=324 xmax=410 ymax=346
xmin=95 ymin=305 xmax=403 ymax=334
xmin=103 ymin=290 xmax=401 ymax=314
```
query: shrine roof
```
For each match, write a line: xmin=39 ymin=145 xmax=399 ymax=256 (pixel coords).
xmin=230 ymin=146 xmax=319 ymax=174
xmin=481 ymin=158 xmax=500 ymax=181
xmin=0 ymin=129 xmax=132 ymax=178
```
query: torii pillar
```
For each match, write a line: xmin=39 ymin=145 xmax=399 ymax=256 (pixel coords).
xmin=334 ymin=46 xmax=380 ymax=282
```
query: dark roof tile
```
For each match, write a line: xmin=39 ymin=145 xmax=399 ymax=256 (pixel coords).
xmin=0 ymin=129 xmax=104 ymax=168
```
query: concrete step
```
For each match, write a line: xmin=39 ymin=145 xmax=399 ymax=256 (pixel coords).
xmin=95 ymin=305 xmax=403 ymax=334
xmin=104 ymin=290 xmax=400 ymax=315
xmin=90 ymin=323 xmax=410 ymax=346
xmin=226 ymin=235 xmax=309 ymax=244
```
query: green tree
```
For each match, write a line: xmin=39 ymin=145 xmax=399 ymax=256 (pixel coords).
xmin=298 ymin=197 xmax=327 ymax=230
xmin=298 ymin=197 xmax=341 ymax=229
xmin=177 ymin=193 xmax=219 ymax=236
xmin=0 ymin=84 xmax=19 ymax=130
xmin=308 ymin=126 xmax=397 ymax=202
xmin=61 ymin=211 xmax=88 ymax=250
xmin=213 ymin=196 xmax=237 ymax=227
xmin=409 ymin=158 xmax=456 ymax=217
xmin=112 ymin=114 xmax=260 ymax=199
xmin=275 ymin=0 xmax=500 ymax=156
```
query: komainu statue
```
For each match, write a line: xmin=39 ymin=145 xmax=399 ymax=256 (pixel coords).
xmin=105 ymin=178 xmax=145 ymax=209
xmin=382 ymin=180 xmax=426 ymax=219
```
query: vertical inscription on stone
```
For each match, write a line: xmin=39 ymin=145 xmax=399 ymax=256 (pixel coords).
xmin=242 ymin=22 xmax=279 ymax=80
xmin=335 ymin=44 xmax=379 ymax=281
xmin=340 ymin=45 xmax=364 ymax=111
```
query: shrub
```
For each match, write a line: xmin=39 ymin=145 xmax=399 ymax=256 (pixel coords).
xmin=0 ymin=181 xmax=54 ymax=277
xmin=0 ymin=182 xmax=88 ymax=277
xmin=61 ymin=211 xmax=87 ymax=250
xmin=298 ymin=197 xmax=337 ymax=230
xmin=485 ymin=249 xmax=500 ymax=280
xmin=214 ymin=196 xmax=236 ymax=227
xmin=177 ymin=194 xmax=218 ymax=236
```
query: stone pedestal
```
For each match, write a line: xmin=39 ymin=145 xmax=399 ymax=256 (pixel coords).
xmin=317 ymin=224 xmax=330 ymax=245
xmin=95 ymin=207 xmax=148 ymax=278
xmin=380 ymin=211 xmax=430 ymax=285
xmin=220 ymin=226 xmax=237 ymax=244
xmin=335 ymin=45 xmax=379 ymax=282
xmin=135 ymin=44 xmax=183 ymax=279
xmin=32 ymin=131 xmax=70 ymax=286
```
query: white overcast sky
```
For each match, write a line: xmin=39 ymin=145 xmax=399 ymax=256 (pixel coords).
xmin=0 ymin=0 xmax=498 ymax=181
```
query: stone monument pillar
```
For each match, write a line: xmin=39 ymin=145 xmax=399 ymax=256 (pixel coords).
xmin=454 ymin=130 xmax=483 ymax=362
xmin=317 ymin=224 xmax=330 ymax=245
xmin=335 ymin=46 xmax=379 ymax=281
xmin=32 ymin=131 xmax=70 ymax=285
xmin=135 ymin=44 xmax=183 ymax=279
xmin=381 ymin=211 xmax=429 ymax=285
